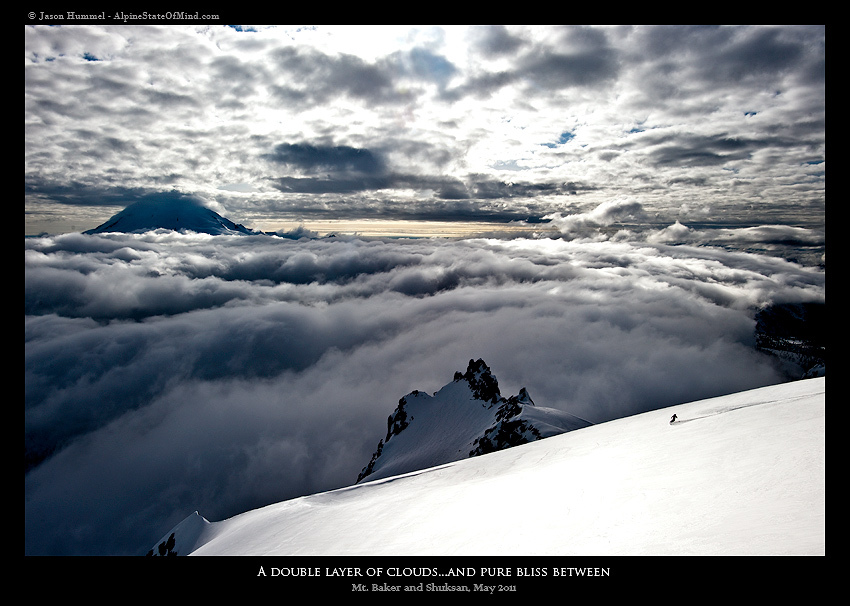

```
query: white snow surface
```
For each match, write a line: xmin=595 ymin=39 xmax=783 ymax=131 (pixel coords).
xmin=358 ymin=367 xmax=591 ymax=483
xmin=158 ymin=377 xmax=824 ymax=556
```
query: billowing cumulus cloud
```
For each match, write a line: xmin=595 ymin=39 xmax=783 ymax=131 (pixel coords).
xmin=25 ymin=226 xmax=824 ymax=555
xmin=543 ymin=197 xmax=646 ymax=237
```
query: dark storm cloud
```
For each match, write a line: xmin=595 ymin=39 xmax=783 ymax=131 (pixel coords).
xmin=269 ymin=45 xmax=404 ymax=106
xmin=517 ymin=33 xmax=619 ymax=90
xmin=456 ymin=48 xmax=619 ymax=98
xmin=644 ymin=132 xmax=821 ymax=169
xmin=473 ymin=25 xmax=527 ymax=57
xmin=697 ymin=26 xmax=820 ymax=84
xmin=263 ymin=140 xmax=586 ymax=209
xmin=268 ymin=42 xmax=460 ymax=108
xmin=649 ymin=135 xmax=756 ymax=168
xmin=271 ymin=175 xmax=391 ymax=195
xmin=626 ymin=24 xmax=823 ymax=83
xmin=25 ymin=181 xmax=154 ymax=207
xmin=266 ymin=142 xmax=393 ymax=194
xmin=25 ymin=227 xmax=824 ymax=554
xmin=24 ymin=289 xmax=416 ymax=470
xmin=447 ymin=25 xmax=619 ymax=100
xmin=266 ymin=143 xmax=386 ymax=175
xmin=268 ymin=173 xmax=587 ymax=211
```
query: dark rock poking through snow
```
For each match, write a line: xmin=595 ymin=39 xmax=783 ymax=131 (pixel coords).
xmin=754 ymin=302 xmax=825 ymax=379
xmin=356 ymin=359 xmax=591 ymax=483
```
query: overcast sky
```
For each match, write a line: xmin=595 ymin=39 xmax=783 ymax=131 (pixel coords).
xmin=25 ymin=24 xmax=825 ymax=234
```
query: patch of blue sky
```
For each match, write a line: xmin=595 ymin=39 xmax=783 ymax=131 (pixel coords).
xmin=542 ymin=131 xmax=575 ymax=148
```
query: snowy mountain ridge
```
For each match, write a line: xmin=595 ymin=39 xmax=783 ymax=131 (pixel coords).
xmin=149 ymin=375 xmax=825 ymax=557
xmin=356 ymin=359 xmax=592 ymax=483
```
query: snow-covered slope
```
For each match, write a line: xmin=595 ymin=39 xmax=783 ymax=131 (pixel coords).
xmin=356 ymin=359 xmax=591 ymax=483
xmin=152 ymin=376 xmax=825 ymax=556
xmin=84 ymin=194 xmax=256 ymax=236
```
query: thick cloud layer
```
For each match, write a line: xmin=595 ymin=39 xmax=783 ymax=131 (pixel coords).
xmin=25 ymin=25 xmax=824 ymax=234
xmin=25 ymin=224 xmax=824 ymax=555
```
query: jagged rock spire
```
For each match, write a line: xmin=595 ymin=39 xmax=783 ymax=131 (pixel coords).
xmin=454 ymin=358 xmax=501 ymax=404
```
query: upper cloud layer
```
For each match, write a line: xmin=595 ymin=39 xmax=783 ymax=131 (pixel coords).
xmin=24 ymin=25 xmax=824 ymax=234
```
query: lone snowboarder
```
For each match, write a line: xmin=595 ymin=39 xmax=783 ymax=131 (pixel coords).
xmin=670 ymin=414 xmax=677 ymax=424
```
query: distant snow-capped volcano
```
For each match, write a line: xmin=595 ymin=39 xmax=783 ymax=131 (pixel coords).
xmin=356 ymin=358 xmax=592 ymax=484
xmin=83 ymin=194 xmax=257 ymax=235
